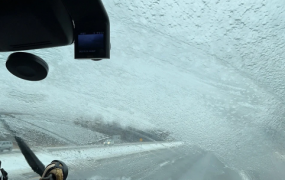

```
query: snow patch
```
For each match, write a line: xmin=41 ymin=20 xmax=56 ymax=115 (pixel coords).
xmin=1 ymin=142 xmax=183 ymax=176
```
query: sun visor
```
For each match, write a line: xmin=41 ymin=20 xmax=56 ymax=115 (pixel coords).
xmin=0 ymin=0 xmax=74 ymax=52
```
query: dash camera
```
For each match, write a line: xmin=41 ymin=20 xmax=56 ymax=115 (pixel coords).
xmin=74 ymin=21 xmax=110 ymax=60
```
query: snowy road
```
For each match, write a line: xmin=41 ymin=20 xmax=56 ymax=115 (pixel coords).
xmin=8 ymin=145 xmax=251 ymax=180
xmin=68 ymin=147 xmax=244 ymax=180
xmin=2 ymin=142 xmax=183 ymax=180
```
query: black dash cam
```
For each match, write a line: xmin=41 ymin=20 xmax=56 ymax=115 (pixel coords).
xmin=74 ymin=21 xmax=110 ymax=60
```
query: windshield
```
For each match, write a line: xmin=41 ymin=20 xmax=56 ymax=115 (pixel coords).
xmin=1 ymin=1 xmax=285 ymax=180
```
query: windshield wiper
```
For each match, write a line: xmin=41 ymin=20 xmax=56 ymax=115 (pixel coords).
xmin=1 ymin=118 xmax=45 ymax=176
xmin=14 ymin=136 xmax=46 ymax=176
xmin=1 ymin=118 xmax=68 ymax=180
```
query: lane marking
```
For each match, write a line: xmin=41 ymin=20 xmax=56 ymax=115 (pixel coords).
xmin=160 ymin=161 xmax=169 ymax=167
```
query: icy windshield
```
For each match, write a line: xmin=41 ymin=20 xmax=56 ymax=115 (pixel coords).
xmin=1 ymin=0 xmax=285 ymax=180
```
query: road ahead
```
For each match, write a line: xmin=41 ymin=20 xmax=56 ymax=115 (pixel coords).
xmin=15 ymin=146 xmax=245 ymax=180
xmin=67 ymin=146 xmax=243 ymax=180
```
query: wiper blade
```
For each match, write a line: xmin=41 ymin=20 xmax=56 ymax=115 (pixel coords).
xmin=1 ymin=118 xmax=45 ymax=176
xmin=15 ymin=136 xmax=45 ymax=176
